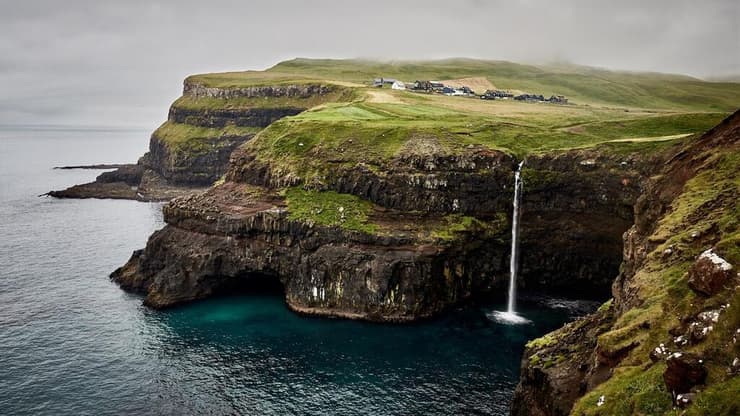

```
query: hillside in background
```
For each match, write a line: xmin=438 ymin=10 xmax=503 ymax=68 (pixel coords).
xmin=256 ymin=58 xmax=740 ymax=112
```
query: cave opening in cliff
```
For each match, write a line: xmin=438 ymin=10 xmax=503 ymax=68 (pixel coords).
xmin=211 ymin=271 xmax=285 ymax=297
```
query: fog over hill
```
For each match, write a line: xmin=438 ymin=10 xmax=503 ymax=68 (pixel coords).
xmin=0 ymin=0 xmax=737 ymax=127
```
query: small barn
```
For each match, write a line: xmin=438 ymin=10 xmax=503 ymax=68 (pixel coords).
xmin=391 ymin=81 xmax=406 ymax=90
xmin=413 ymin=80 xmax=433 ymax=91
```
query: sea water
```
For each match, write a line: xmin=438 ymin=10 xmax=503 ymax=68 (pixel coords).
xmin=0 ymin=127 xmax=598 ymax=415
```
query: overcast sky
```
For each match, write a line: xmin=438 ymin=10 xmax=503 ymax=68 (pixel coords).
xmin=1 ymin=0 xmax=738 ymax=127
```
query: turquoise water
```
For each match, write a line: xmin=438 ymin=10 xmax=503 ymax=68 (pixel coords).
xmin=0 ymin=127 xmax=598 ymax=415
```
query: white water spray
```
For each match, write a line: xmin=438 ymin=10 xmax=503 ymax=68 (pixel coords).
xmin=489 ymin=161 xmax=530 ymax=325
xmin=507 ymin=161 xmax=524 ymax=313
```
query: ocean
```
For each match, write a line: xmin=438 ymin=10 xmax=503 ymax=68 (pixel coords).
xmin=0 ymin=126 xmax=596 ymax=415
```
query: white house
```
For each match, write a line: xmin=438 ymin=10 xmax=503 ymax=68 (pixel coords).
xmin=391 ymin=81 xmax=406 ymax=90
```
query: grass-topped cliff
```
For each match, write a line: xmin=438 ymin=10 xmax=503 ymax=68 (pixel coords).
xmin=168 ymin=57 xmax=737 ymax=233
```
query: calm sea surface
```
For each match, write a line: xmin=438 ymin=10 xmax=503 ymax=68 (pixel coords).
xmin=0 ymin=126 xmax=597 ymax=415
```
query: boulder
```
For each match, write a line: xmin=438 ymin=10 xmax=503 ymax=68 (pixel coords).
xmin=687 ymin=249 xmax=734 ymax=296
xmin=663 ymin=352 xmax=707 ymax=395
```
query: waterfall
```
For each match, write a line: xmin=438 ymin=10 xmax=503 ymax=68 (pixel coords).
xmin=507 ymin=161 xmax=524 ymax=313
xmin=489 ymin=161 xmax=530 ymax=324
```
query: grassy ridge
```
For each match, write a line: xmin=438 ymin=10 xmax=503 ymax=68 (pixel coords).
xmin=245 ymin=94 xmax=726 ymax=177
xmin=265 ymin=58 xmax=740 ymax=111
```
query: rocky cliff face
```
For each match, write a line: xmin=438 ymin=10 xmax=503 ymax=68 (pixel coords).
xmin=512 ymin=111 xmax=739 ymax=416
xmin=138 ymin=132 xmax=249 ymax=187
xmin=112 ymin=126 xmax=652 ymax=321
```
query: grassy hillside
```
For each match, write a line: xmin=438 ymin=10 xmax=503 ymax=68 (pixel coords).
xmin=244 ymin=86 xmax=727 ymax=179
xmin=169 ymin=58 xmax=736 ymax=180
xmin=262 ymin=58 xmax=740 ymax=112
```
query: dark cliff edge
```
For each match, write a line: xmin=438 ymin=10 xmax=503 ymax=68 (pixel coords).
xmin=512 ymin=110 xmax=739 ymax=416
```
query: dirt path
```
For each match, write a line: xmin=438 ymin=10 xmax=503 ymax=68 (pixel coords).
xmin=608 ymin=133 xmax=692 ymax=142
xmin=366 ymin=90 xmax=405 ymax=104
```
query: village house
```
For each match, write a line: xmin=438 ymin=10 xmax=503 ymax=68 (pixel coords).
xmin=481 ymin=89 xmax=514 ymax=100
xmin=429 ymin=81 xmax=445 ymax=91
xmin=412 ymin=80 xmax=433 ymax=91
xmin=514 ymin=94 xmax=545 ymax=102
xmin=391 ymin=81 xmax=406 ymax=90
xmin=373 ymin=77 xmax=398 ymax=87
xmin=547 ymin=95 xmax=568 ymax=104
xmin=453 ymin=86 xmax=475 ymax=96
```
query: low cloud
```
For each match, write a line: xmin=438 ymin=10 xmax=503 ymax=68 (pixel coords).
xmin=0 ymin=0 xmax=737 ymax=126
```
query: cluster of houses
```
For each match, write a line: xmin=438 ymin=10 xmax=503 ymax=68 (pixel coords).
xmin=373 ymin=78 xmax=476 ymax=96
xmin=482 ymin=91 xmax=569 ymax=104
xmin=372 ymin=77 xmax=568 ymax=104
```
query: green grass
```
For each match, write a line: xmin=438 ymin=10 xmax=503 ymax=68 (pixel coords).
xmin=185 ymin=71 xmax=319 ymax=88
xmin=152 ymin=121 xmax=261 ymax=155
xmin=431 ymin=213 xmax=507 ymax=241
xmin=284 ymin=187 xmax=378 ymax=234
xmin=241 ymin=98 xmax=726 ymax=181
xmin=573 ymin=365 xmax=673 ymax=415
xmin=572 ymin=112 xmax=727 ymax=140
xmin=684 ymin=376 xmax=740 ymax=416
xmin=526 ymin=334 xmax=558 ymax=349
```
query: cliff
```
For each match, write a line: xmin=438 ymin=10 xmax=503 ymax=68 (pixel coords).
xmin=48 ymin=79 xmax=353 ymax=201
xmin=512 ymin=111 xmax=739 ymax=415
xmin=107 ymin=67 xmax=717 ymax=321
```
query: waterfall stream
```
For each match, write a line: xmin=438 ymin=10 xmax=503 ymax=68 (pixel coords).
xmin=490 ymin=161 xmax=530 ymax=324
xmin=507 ymin=161 xmax=524 ymax=313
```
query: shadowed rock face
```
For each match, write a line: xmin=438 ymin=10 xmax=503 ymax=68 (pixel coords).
xmin=111 ymin=135 xmax=651 ymax=321
xmin=138 ymin=133 xmax=251 ymax=187
xmin=111 ymin=182 xmax=510 ymax=321
xmin=168 ymin=106 xmax=303 ymax=128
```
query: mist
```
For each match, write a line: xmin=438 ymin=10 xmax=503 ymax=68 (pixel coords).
xmin=1 ymin=0 xmax=737 ymax=127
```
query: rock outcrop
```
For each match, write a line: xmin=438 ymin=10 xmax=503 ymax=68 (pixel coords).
xmin=687 ymin=249 xmax=735 ymax=296
xmin=48 ymin=81 xmax=344 ymax=201
xmin=511 ymin=110 xmax=739 ymax=415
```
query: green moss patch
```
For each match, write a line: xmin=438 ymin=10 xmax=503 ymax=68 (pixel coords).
xmin=284 ymin=187 xmax=378 ymax=234
xmin=171 ymin=86 xmax=358 ymax=111
xmin=573 ymin=365 xmax=673 ymax=415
